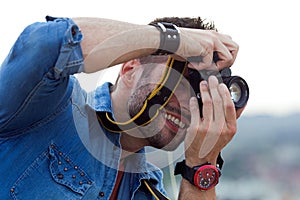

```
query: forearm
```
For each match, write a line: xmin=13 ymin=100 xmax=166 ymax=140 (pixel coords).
xmin=73 ymin=17 xmax=160 ymax=73
xmin=179 ymin=179 xmax=216 ymax=200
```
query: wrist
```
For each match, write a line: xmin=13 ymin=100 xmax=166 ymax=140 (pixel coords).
xmin=179 ymin=178 xmax=216 ymax=200
xmin=149 ymin=22 xmax=180 ymax=55
xmin=175 ymin=160 xmax=221 ymax=191
xmin=185 ymin=157 xmax=217 ymax=168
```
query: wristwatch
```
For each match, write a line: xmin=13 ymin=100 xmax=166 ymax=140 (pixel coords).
xmin=174 ymin=160 xmax=221 ymax=191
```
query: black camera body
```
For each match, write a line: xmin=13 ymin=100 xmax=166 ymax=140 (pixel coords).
xmin=188 ymin=67 xmax=249 ymax=117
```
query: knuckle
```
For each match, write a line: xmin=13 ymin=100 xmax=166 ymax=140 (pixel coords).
xmin=225 ymin=100 xmax=235 ymax=110
xmin=202 ymin=98 xmax=213 ymax=107
xmin=224 ymin=34 xmax=232 ymax=39
xmin=233 ymin=43 xmax=239 ymax=52
xmin=227 ymin=124 xmax=237 ymax=135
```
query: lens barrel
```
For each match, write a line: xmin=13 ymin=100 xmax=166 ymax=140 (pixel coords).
xmin=222 ymin=76 xmax=249 ymax=109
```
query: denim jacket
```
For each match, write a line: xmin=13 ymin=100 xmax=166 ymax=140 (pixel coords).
xmin=0 ymin=16 xmax=167 ymax=200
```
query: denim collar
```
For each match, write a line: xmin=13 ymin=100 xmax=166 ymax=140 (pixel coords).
xmin=93 ymin=82 xmax=114 ymax=113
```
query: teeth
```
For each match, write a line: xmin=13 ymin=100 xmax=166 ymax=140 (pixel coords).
xmin=164 ymin=113 xmax=186 ymax=129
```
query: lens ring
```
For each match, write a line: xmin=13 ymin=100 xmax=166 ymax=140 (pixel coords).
xmin=223 ymin=76 xmax=249 ymax=109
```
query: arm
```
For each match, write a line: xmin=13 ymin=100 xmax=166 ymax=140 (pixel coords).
xmin=0 ymin=17 xmax=83 ymax=135
xmin=73 ymin=17 xmax=160 ymax=73
xmin=72 ymin=17 xmax=238 ymax=73
xmin=179 ymin=180 xmax=216 ymax=200
xmin=178 ymin=76 xmax=242 ymax=199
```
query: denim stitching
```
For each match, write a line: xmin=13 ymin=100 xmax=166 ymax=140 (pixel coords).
xmin=10 ymin=150 xmax=48 ymax=199
xmin=0 ymin=96 xmax=71 ymax=139
xmin=0 ymin=78 xmax=46 ymax=131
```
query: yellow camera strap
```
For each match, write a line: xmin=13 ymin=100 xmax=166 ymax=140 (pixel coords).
xmin=143 ymin=179 xmax=171 ymax=200
xmin=97 ymin=56 xmax=187 ymax=133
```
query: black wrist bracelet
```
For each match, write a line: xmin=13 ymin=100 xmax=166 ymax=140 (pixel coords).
xmin=149 ymin=22 xmax=180 ymax=55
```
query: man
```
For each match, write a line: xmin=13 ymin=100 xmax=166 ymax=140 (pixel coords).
xmin=0 ymin=15 xmax=245 ymax=199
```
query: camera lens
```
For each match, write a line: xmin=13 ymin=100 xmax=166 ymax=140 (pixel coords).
xmin=223 ymin=76 xmax=249 ymax=109
xmin=230 ymin=83 xmax=242 ymax=103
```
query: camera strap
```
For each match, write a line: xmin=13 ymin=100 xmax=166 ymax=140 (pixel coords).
xmin=143 ymin=179 xmax=170 ymax=200
xmin=97 ymin=56 xmax=187 ymax=133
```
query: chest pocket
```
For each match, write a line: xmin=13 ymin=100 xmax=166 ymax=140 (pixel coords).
xmin=10 ymin=144 xmax=94 ymax=200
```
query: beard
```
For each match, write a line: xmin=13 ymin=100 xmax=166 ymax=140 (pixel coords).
xmin=127 ymin=83 xmax=186 ymax=151
xmin=128 ymin=83 xmax=154 ymax=118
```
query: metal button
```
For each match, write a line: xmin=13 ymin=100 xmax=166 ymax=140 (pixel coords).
xmin=10 ymin=188 xmax=14 ymax=193
xmin=74 ymin=166 xmax=78 ymax=170
xmin=80 ymin=172 xmax=85 ymax=176
xmin=71 ymin=27 xmax=76 ymax=36
xmin=72 ymin=175 xmax=76 ymax=179
xmin=58 ymin=161 xmax=62 ymax=165
xmin=57 ymin=173 xmax=64 ymax=179
xmin=79 ymin=181 xmax=83 ymax=185
xmin=99 ymin=192 xmax=105 ymax=197
xmin=64 ymin=167 xmax=68 ymax=172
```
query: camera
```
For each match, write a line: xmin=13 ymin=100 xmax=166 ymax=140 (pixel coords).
xmin=188 ymin=67 xmax=249 ymax=116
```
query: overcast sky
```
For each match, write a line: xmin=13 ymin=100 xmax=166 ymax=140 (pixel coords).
xmin=1 ymin=0 xmax=299 ymax=116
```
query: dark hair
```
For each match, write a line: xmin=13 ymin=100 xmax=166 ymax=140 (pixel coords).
xmin=150 ymin=17 xmax=217 ymax=30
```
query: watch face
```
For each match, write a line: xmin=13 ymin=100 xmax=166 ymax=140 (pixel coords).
xmin=194 ymin=165 xmax=219 ymax=191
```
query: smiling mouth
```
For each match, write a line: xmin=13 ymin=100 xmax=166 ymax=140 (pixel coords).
xmin=163 ymin=113 xmax=186 ymax=129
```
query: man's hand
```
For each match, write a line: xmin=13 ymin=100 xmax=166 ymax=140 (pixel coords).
xmin=178 ymin=75 xmax=244 ymax=200
xmin=177 ymin=29 xmax=239 ymax=71
xmin=184 ymin=75 xmax=237 ymax=167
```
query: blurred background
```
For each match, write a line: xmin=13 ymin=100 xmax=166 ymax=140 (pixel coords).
xmin=1 ymin=0 xmax=299 ymax=199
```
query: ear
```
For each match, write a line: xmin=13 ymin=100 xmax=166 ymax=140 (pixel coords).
xmin=120 ymin=59 xmax=141 ymax=87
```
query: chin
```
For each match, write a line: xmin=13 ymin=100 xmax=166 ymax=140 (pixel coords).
xmin=152 ymin=134 xmax=184 ymax=151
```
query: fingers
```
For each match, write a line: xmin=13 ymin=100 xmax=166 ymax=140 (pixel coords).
xmin=185 ymin=97 xmax=202 ymax=151
xmin=218 ymin=83 xmax=236 ymax=125
xmin=181 ymin=29 xmax=238 ymax=71
xmin=198 ymin=76 xmax=226 ymax=158
xmin=185 ymin=75 xmax=237 ymax=164
xmin=218 ymin=83 xmax=237 ymax=141
xmin=215 ymin=34 xmax=239 ymax=69
xmin=189 ymin=97 xmax=201 ymax=131
xmin=199 ymin=81 xmax=213 ymax=124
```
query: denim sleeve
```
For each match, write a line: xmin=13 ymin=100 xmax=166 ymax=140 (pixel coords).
xmin=0 ymin=16 xmax=84 ymax=137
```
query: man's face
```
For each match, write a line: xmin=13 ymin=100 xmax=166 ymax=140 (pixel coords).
xmin=127 ymin=60 xmax=191 ymax=151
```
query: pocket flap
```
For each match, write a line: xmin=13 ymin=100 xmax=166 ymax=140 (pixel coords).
xmin=49 ymin=144 xmax=93 ymax=195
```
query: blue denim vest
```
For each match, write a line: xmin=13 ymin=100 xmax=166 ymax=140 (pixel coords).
xmin=0 ymin=17 xmax=166 ymax=200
